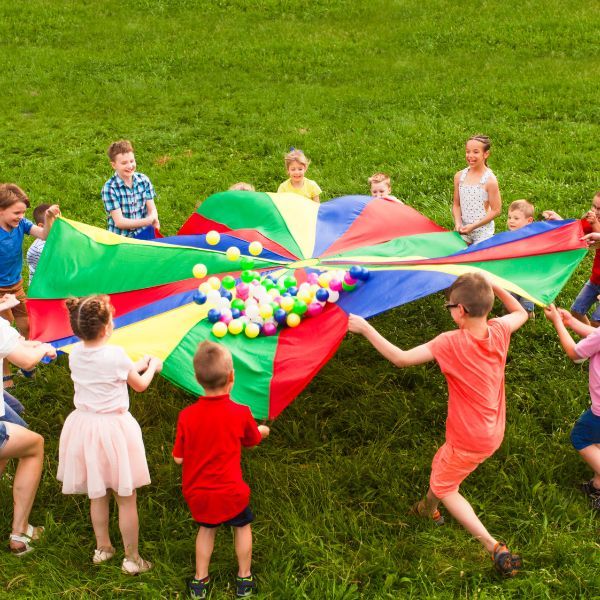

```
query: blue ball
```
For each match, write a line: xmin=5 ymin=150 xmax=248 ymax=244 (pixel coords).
xmin=287 ymin=286 xmax=298 ymax=296
xmin=358 ymin=266 xmax=370 ymax=281
xmin=220 ymin=289 xmax=233 ymax=300
xmin=193 ymin=291 xmax=207 ymax=305
xmin=315 ymin=288 xmax=329 ymax=302
xmin=349 ymin=265 xmax=362 ymax=280
xmin=231 ymin=308 xmax=242 ymax=319
xmin=207 ymin=308 xmax=221 ymax=323
xmin=274 ymin=308 xmax=287 ymax=324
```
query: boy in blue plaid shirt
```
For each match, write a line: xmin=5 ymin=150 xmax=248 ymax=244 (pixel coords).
xmin=101 ymin=140 xmax=159 ymax=240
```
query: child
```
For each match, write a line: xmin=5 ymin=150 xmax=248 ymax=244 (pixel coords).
xmin=277 ymin=149 xmax=321 ymax=202
xmin=57 ymin=295 xmax=162 ymax=573
xmin=452 ymin=134 xmax=502 ymax=245
xmin=229 ymin=182 xmax=255 ymax=192
xmin=26 ymin=203 xmax=50 ymax=284
xmin=507 ymin=200 xmax=535 ymax=316
xmin=0 ymin=184 xmax=59 ymax=385
xmin=0 ymin=293 xmax=56 ymax=555
xmin=348 ymin=273 xmax=528 ymax=576
xmin=368 ymin=172 xmax=401 ymax=202
xmin=173 ymin=341 xmax=269 ymax=599
xmin=544 ymin=300 xmax=600 ymax=511
xmin=101 ymin=140 xmax=159 ymax=240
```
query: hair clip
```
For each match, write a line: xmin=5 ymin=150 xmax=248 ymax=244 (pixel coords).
xmin=289 ymin=146 xmax=295 ymax=151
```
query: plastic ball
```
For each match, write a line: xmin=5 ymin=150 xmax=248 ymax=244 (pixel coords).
xmin=349 ymin=265 xmax=362 ymax=280
xmin=250 ymin=271 xmax=261 ymax=282
xmin=192 ymin=291 xmax=207 ymax=305
xmin=231 ymin=308 xmax=242 ymax=319
xmin=240 ymin=257 xmax=255 ymax=271
xmin=219 ymin=313 xmax=233 ymax=325
xmin=342 ymin=281 xmax=356 ymax=292
xmin=248 ymin=241 xmax=263 ymax=256
xmin=199 ymin=281 xmax=212 ymax=294
xmin=280 ymin=296 xmax=295 ymax=313
xmin=317 ymin=273 xmax=331 ymax=288
xmin=207 ymin=308 xmax=221 ymax=323
xmin=262 ymin=321 xmax=278 ymax=336
xmin=212 ymin=321 xmax=228 ymax=338
xmin=358 ymin=266 xmax=370 ymax=281
xmin=231 ymin=298 xmax=246 ymax=311
xmin=287 ymin=286 xmax=298 ymax=297
xmin=307 ymin=302 xmax=323 ymax=317
xmin=245 ymin=322 xmax=260 ymax=338
xmin=292 ymin=299 xmax=308 ymax=315
xmin=220 ymin=289 xmax=233 ymax=301
xmin=267 ymin=288 xmax=280 ymax=300
xmin=216 ymin=297 xmax=231 ymax=310
xmin=306 ymin=272 xmax=319 ymax=285
xmin=315 ymin=288 xmax=329 ymax=302
xmin=273 ymin=308 xmax=286 ymax=324
xmin=259 ymin=304 xmax=274 ymax=319
xmin=329 ymin=278 xmax=343 ymax=292
xmin=245 ymin=304 xmax=260 ymax=320
xmin=283 ymin=275 xmax=297 ymax=289
xmin=226 ymin=246 xmax=241 ymax=261
xmin=240 ymin=270 xmax=254 ymax=283
xmin=228 ymin=319 xmax=244 ymax=335
xmin=286 ymin=313 xmax=301 ymax=328
xmin=327 ymin=290 xmax=340 ymax=303
xmin=206 ymin=289 xmax=222 ymax=305
xmin=221 ymin=275 xmax=236 ymax=289
xmin=343 ymin=273 xmax=357 ymax=286
xmin=297 ymin=290 xmax=312 ymax=304
xmin=206 ymin=230 xmax=220 ymax=245
xmin=208 ymin=276 xmax=221 ymax=290
xmin=192 ymin=263 xmax=208 ymax=279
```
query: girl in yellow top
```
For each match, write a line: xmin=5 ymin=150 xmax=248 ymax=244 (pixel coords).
xmin=277 ymin=149 xmax=321 ymax=203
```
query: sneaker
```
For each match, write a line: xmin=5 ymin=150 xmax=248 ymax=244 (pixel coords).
xmin=236 ymin=574 xmax=257 ymax=597
xmin=580 ymin=479 xmax=600 ymax=500
xmin=492 ymin=542 xmax=523 ymax=577
xmin=189 ymin=577 xmax=210 ymax=599
xmin=121 ymin=556 xmax=153 ymax=575
xmin=410 ymin=500 xmax=445 ymax=526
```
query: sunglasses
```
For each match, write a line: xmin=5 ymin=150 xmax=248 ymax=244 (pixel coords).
xmin=444 ymin=302 xmax=469 ymax=313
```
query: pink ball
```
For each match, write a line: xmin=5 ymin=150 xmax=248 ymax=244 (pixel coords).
xmin=236 ymin=283 xmax=250 ymax=300
xmin=329 ymin=278 xmax=343 ymax=292
xmin=263 ymin=322 xmax=278 ymax=336
xmin=306 ymin=272 xmax=319 ymax=285
xmin=307 ymin=302 xmax=323 ymax=317
xmin=220 ymin=314 xmax=233 ymax=325
xmin=343 ymin=273 xmax=357 ymax=286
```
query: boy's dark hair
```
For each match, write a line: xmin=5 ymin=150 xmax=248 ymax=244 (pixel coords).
xmin=193 ymin=341 xmax=233 ymax=390
xmin=65 ymin=295 xmax=113 ymax=341
xmin=445 ymin=273 xmax=494 ymax=317
xmin=33 ymin=203 xmax=51 ymax=226
xmin=0 ymin=184 xmax=30 ymax=210
xmin=107 ymin=140 xmax=134 ymax=162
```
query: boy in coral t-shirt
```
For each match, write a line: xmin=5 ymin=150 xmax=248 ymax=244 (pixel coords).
xmin=348 ymin=273 xmax=528 ymax=576
xmin=173 ymin=342 xmax=269 ymax=599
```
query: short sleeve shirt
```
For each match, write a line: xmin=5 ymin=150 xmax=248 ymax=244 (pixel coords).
xmin=173 ymin=394 xmax=262 ymax=523
xmin=68 ymin=344 xmax=133 ymax=413
xmin=0 ymin=218 xmax=33 ymax=286
xmin=277 ymin=178 xmax=322 ymax=201
xmin=575 ymin=328 xmax=600 ymax=416
xmin=101 ymin=172 xmax=156 ymax=237
xmin=427 ymin=319 xmax=512 ymax=454
xmin=581 ymin=220 xmax=600 ymax=285
xmin=26 ymin=238 xmax=46 ymax=284
xmin=0 ymin=318 xmax=21 ymax=417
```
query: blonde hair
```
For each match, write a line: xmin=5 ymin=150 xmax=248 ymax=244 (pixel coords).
xmin=66 ymin=295 xmax=113 ymax=341
xmin=193 ymin=341 xmax=233 ymax=391
xmin=368 ymin=172 xmax=391 ymax=186
xmin=284 ymin=149 xmax=310 ymax=169
xmin=107 ymin=140 xmax=134 ymax=162
xmin=509 ymin=200 xmax=534 ymax=219
xmin=229 ymin=182 xmax=255 ymax=192
xmin=446 ymin=273 xmax=494 ymax=317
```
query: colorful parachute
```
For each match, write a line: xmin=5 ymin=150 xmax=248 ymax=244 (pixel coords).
xmin=28 ymin=191 xmax=587 ymax=419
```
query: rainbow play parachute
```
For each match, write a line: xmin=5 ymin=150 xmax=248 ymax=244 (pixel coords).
xmin=28 ymin=191 xmax=587 ymax=419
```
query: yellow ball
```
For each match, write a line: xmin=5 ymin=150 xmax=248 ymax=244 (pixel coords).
xmin=226 ymin=246 xmax=241 ymax=261
xmin=245 ymin=322 xmax=260 ymax=338
xmin=297 ymin=290 xmax=312 ymax=304
xmin=317 ymin=274 xmax=331 ymax=288
xmin=208 ymin=276 xmax=221 ymax=290
xmin=212 ymin=321 xmax=228 ymax=338
xmin=206 ymin=230 xmax=220 ymax=245
xmin=192 ymin=263 xmax=208 ymax=279
xmin=248 ymin=241 xmax=263 ymax=256
xmin=280 ymin=296 xmax=295 ymax=312
xmin=286 ymin=313 xmax=301 ymax=328
xmin=259 ymin=304 xmax=273 ymax=319
xmin=199 ymin=282 xmax=212 ymax=294
xmin=228 ymin=319 xmax=244 ymax=335
xmin=267 ymin=288 xmax=280 ymax=300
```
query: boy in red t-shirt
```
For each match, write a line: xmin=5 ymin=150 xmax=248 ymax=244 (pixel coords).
xmin=348 ymin=273 xmax=528 ymax=576
xmin=173 ymin=342 xmax=269 ymax=599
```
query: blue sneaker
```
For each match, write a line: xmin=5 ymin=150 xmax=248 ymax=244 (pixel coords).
xmin=236 ymin=574 xmax=257 ymax=597
xmin=189 ymin=577 xmax=209 ymax=599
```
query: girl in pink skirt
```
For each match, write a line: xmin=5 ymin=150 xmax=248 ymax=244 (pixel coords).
xmin=57 ymin=295 xmax=162 ymax=574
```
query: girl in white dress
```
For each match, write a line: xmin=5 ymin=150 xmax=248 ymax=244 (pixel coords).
xmin=57 ymin=295 xmax=162 ymax=574
xmin=452 ymin=135 xmax=502 ymax=245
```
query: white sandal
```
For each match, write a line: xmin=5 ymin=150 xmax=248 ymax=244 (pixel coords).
xmin=8 ymin=525 xmax=44 ymax=556
xmin=93 ymin=546 xmax=116 ymax=564
xmin=121 ymin=555 xmax=153 ymax=575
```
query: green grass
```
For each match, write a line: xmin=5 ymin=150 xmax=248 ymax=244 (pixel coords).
xmin=1 ymin=0 xmax=600 ymax=597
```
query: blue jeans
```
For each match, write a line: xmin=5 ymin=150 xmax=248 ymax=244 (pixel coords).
xmin=571 ymin=280 xmax=600 ymax=322
xmin=1 ymin=390 xmax=27 ymax=428
xmin=511 ymin=292 xmax=534 ymax=313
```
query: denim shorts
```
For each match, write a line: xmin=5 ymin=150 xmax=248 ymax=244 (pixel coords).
xmin=1 ymin=390 xmax=27 ymax=428
xmin=0 ymin=422 xmax=8 ymax=450
xmin=511 ymin=292 xmax=535 ymax=313
xmin=196 ymin=506 xmax=254 ymax=529
xmin=571 ymin=280 xmax=600 ymax=322
xmin=570 ymin=408 xmax=600 ymax=450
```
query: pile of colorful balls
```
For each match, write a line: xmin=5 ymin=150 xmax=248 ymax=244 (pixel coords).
xmin=191 ymin=233 xmax=369 ymax=339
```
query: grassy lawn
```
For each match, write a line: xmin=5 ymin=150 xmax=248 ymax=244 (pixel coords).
xmin=1 ymin=0 xmax=599 ymax=597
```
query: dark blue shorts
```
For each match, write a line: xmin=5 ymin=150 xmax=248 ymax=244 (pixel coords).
xmin=570 ymin=408 xmax=600 ymax=450
xmin=0 ymin=422 xmax=9 ymax=450
xmin=1 ymin=390 xmax=27 ymax=428
xmin=196 ymin=506 xmax=254 ymax=529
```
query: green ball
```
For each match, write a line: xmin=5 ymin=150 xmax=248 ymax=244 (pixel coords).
xmin=292 ymin=299 xmax=308 ymax=315
xmin=231 ymin=298 xmax=246 ymax=311
xmin=263 ymin=279 xmax=275 ymax=291
xmin=222 ymin=275 xmax=236 ymax=289
xmin=240 ymin=257 xmax=255 ymax=271
xmin=284 ymin=275 xmax=297 ymax=289
xmin=342 ymin=281 xmax=356 ymax=292
xmin=241 ymin=270 xmax=254 ymax=283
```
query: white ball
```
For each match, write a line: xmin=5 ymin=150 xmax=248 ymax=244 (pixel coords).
xmin=328 ymin=290 xmax=340 ymax=303
xmin=206 ymin=289 xmax=221 ymax=305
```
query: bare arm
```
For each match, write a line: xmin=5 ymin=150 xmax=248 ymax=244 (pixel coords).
xmin=558 ymin=307 xmax=596 ymax=337
xmin=127 ymin=357 xmax=162 ymax=392
xmin=110 ymin=207 xmax=157 ymax=231
xmin=146 ymin=199 xmax=160 ymax=230
xmin=173 ymin=456 xmax=183 ymax=465
xmin=492 ymin=284 xmax=528 ymax=331
xmin=30 ymin=205 xmax=61 ymax=240
xmin=544 ymin=304 xmax=579 ymax=361
xmin=462 ymin=179 xmax=502 ymax=233
xmin=452 ymin=172 xmax=462 ymax=230
xmin=348 ymin=314 xmax=434 ymax=367
xmin=7 ymin=342 xmax=57 ymax=371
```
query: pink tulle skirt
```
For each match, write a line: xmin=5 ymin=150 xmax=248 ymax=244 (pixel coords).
xmin=57 ymin=409 xmax=150 ymax=499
